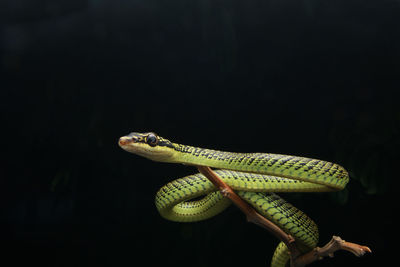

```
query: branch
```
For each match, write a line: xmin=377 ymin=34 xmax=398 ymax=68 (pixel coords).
xmin=196 ymin=166 xmax=371 ymax=266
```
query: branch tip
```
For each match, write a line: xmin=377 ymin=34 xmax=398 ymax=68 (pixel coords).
xmin=293 ymin=236 xmax=371 ymax=266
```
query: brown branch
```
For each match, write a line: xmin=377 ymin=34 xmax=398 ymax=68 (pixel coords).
xmin=196 ymin=166 xmax=371 ymax=266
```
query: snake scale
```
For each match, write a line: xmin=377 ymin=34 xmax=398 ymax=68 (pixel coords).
xmin=118 ymin=132 xmax=349 ymax=267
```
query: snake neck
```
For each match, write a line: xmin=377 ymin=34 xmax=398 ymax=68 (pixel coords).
xmin=171 ymin=143 xmax=283 ymax=173
xmin=171 ymin=143 xmax=253 ymax=168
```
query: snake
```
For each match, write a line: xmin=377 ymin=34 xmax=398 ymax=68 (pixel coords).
xmin=118 ymin=132 xmax=349 ymax=267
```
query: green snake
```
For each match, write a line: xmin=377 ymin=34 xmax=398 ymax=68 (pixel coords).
xmin=118 ymin=132 xmax=349 ymax=267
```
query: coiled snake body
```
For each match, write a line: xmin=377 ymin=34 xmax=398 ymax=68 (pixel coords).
xmin=119 ymin=132 xmax=349 ymax=267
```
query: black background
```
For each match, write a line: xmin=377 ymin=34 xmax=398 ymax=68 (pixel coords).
xmin=1 ymin=0 xmax=399 ymax=266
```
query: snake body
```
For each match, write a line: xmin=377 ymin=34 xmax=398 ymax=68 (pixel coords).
xmin=119 ymin=132 xmax=349 ymax=267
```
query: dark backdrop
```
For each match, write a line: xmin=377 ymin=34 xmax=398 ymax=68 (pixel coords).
xmin=1 ymin=0 xmax=399 ymax=266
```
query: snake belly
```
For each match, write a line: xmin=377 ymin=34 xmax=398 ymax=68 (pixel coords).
xmin=154 ymin=147 xmax=349 ymax=267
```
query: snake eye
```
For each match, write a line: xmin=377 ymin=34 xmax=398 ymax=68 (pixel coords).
xmin=146 ymin=133 xmax=159 ymax=147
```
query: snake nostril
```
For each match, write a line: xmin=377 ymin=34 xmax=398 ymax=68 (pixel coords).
xmin=119 ymin=136 xmax=137 ymax=146
xmin=119 ymin=137 xmax=129 ymax=146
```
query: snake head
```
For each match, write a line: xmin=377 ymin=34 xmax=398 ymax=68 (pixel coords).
xmin=118 ymin=132 xmax=177 ymax=162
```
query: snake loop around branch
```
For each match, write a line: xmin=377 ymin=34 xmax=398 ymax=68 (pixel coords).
xmin=119 ymin=132 xmax=349 ymax=267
